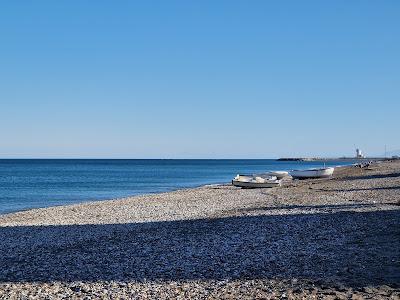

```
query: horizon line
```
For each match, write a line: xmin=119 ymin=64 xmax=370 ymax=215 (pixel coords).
xmin=0 ymin=157 xmax=378 ymax=160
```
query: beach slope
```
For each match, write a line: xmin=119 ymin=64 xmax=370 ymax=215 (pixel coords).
xmin=0 ymin=161 xmax=399 ymax=299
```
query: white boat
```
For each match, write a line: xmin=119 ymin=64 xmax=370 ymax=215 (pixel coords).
xmin=232 ymin=174 xmax=281 ymax=188
xmin=289 ymin=167 xmax=334 ymax=179
xmin=254 ymin=171 xmax=289 ymax=179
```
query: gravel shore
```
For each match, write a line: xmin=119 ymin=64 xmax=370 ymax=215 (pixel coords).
xmin=1 ymin=160 xmax=399 ymax=299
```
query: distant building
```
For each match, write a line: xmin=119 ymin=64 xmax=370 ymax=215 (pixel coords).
xmin=356 ymin=148 xmax=365 ymax=158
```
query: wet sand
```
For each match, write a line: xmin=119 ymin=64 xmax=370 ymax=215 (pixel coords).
xmin=0 ymin=160 xmax=399 ymax=299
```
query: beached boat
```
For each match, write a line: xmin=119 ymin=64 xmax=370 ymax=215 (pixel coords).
xmin=232 ymin=174 xmax=281 ymax=188
xmin=289 ymin=167 xmax=334 ymax=179
xmin=254 ymin=171 xmax=289 ymax=179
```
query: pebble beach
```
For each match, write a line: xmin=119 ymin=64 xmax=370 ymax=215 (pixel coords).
xmin=0 ymin=160 xmax=399 ymax=299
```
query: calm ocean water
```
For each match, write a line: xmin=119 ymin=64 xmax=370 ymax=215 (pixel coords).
xmin=0 ymin=159 xmax=359 ymax=215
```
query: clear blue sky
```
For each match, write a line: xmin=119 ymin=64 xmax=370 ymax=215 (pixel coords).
xmin=1 ymin=1 xmax=399 ymax=158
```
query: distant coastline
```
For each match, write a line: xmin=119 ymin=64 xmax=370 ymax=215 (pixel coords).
xmin=276 ymin=157 xmax=387 ymax=162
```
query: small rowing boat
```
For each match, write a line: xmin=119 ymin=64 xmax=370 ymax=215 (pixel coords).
xmin=232 ymin=174 xmax=281 ymax=188
xmin=254 ymin=171 xmax=289 ymax=179
xmin=289 ymin=167 xmax=334 ymax=179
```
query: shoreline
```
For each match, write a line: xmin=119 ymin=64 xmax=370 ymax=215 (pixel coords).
xmin=1 ymin=161 xmax=399 ymax=298
xmin=0 ymin=161 xmax=359 ymax=217
xmin=0 ymin=164 xmax=353 ymax=221
xmin=0 ymin=181 xmax=228 ymax=218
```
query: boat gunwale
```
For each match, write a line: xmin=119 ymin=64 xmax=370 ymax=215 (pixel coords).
xmin=290 ymin=167 xmax=335 ymax=172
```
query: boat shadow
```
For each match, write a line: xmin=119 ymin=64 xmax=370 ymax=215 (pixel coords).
xmin=0 ymin=208 xmax=399 ymax=289
xmin=340 ymin=172 xmax=400 ymax=181
xmin=316 ymin=186 xmax=400 ymax=192
xmin=235 ymin=202 xmax=386 ymax=213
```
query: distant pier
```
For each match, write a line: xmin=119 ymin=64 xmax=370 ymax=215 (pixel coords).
xmin=277 ymin=157 xmax=385 ymax=162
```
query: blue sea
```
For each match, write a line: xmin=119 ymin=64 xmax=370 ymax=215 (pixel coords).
xmin=0 ymin=159 xmax=359 ymax=215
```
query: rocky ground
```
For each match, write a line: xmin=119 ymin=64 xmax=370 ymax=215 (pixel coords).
xmin=0 ymin=160 xmax=399 ymax=299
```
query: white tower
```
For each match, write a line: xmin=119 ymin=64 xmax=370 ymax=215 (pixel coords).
xmin=356 ymin=148 xmax=364 ymax=158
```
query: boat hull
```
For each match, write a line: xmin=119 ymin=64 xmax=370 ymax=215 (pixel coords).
xmin=268 ymin=171 xmax=289 ymax=179
xmin=289 ymin=167 xmax=334 ymax=179
xmin=232 ymin=180 xmax=281 ymax=188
